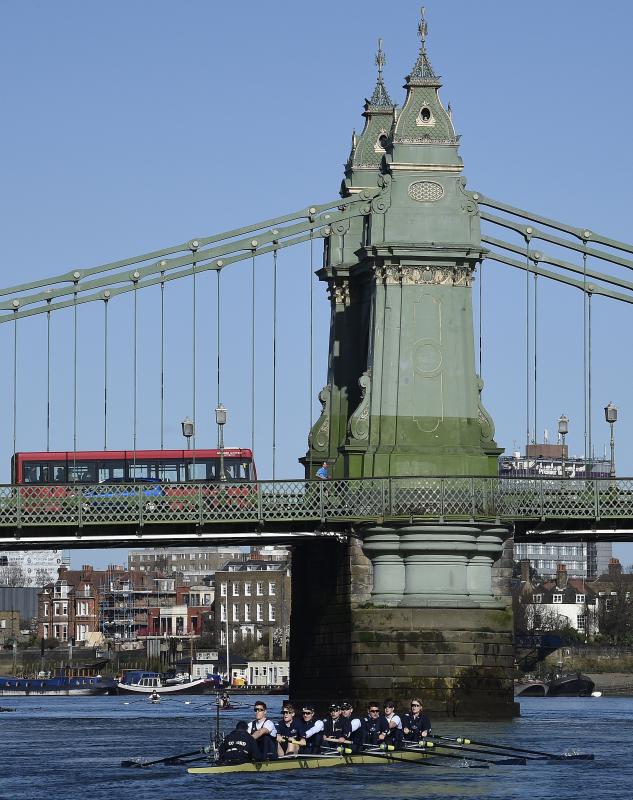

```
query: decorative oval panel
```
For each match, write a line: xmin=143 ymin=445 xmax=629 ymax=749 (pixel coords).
xmin=408 ymin=180 xmax=444 ymax=202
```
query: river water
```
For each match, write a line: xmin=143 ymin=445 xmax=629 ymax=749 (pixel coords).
xmin=1 ymin=694 xmax=631 ymax=800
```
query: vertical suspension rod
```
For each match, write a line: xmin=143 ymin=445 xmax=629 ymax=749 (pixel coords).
xmin=216 ymin=268 xmax=221 ymax=453
xmin=192 ymin=260 xmax=197 ymax=457
xmin=588 ymin=288 xmax=593 ymax=464
xmin=46 ymin=301 xmax=51 ymax=452
xmin=272 ymin=245 xmax=278 ymax=480
xmin=583 ymin=247 xmax=588 ymax=463
xmin=251 ymin=252 xmax=256 ymax=455
xmin=160 ymin=274 xmax=165 ymax=450
xmin=533 ymin=272 xmax=538 ymax=445
xmin=103 ymin=296 xmax=110 ymax=450
xmin=132 ymin=278 xmax=138 ymax=468
xmin=73 ymin=284 xmax=78 ymax=477
xmin=12 ymin=311 xmax=18 ymax=478
xmin=309 ymin=232 xmax=314 ymax=477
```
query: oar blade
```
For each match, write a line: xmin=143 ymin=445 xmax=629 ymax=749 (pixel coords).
xmin=560 ymin=753 xmax=594 ymax=761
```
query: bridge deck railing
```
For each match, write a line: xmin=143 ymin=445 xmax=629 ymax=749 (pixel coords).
xmin=1 ymin=476 xmax=632 ymax=528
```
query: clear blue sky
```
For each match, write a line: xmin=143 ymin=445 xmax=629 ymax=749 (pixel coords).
xmin=1 ymin=0 xmax=632 ymax=567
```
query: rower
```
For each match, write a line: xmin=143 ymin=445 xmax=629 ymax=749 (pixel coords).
xmin=218 ymin=720 xmax=259 ymax=765
xmin=322 ymin=703 xmax=348 ymax=746
xmin=217 ymin=691 xmax=231 ymax=709
xmin=247 ymin=701 xmax=278 ymax=760
xmin=360 ymin=701 xmax=388 ymax=746
xmin=276 ymin=703 xmax=306 ymax=757
xmin=299 ymin=705 xmax=324 ymax=754
xmin=340 ymin=701 xmax=362 ymax=753
xmin=402 ymin=698 xmax=431 ymax=742
xmin=149 ymin=690 xmax=160 ymax=703
xmin=380 ymin=699 xmax=403 ymax=749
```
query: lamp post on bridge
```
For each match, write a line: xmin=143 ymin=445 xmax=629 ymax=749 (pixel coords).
xmin=604 ymin=402 xmax=618 ymax=480
xmin=215 ymin=404 xmax=227 ymax=482
xmin=181 ymin=417 xmax=194 ymax=480
xmin=558 ymin=414 xmax=569 ymax=478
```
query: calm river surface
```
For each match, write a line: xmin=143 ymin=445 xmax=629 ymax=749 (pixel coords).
xmin=1 ymin=694 xmax=631 ymax=800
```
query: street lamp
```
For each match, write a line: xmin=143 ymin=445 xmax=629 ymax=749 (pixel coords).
xmin=215 ymin=404 xmax=227 ymax=481
xmin=604 ymin=402 xmax=618 ymax=479
xmin=181 ymin=416 xmax=194 ymax=480
xmin=558 ymin=414 xmax=569 ymax=478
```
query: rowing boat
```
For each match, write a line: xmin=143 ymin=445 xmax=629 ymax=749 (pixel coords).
xmin=188 ymin=750 xmax=430 ymax=774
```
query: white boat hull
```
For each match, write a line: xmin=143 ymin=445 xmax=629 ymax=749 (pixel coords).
xmin=117 ymin=678 xmax=212 ymax=695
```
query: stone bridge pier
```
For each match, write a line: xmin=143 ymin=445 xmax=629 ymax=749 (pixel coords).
xmin=290 ymin=529 xmax=516 ymax=719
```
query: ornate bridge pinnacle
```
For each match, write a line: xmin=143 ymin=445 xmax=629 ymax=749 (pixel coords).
xmin=409 ymin=6 xmax=438 ymax=83
xmin=375 ymin=37 xmax=386 ymax=80
xmin=368 ymin=37 xmax=393 ymax=108
xmin=419 ymin=6 xmax=428 ymax=52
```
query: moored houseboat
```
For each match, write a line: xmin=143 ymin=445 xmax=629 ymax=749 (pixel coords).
xmin=0 ymin=673 xmax=117 ymax=696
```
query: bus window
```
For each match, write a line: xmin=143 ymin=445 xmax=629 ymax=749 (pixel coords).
xmin=68 ymin=463 xmax=97 ymax=482
xmin=157 ymin=462 xmax=180 ymax=482
xmin=129 ymin=462 xmax=155 ymax=480
xmin=53 ymin=465 xmax=67 ymax=482
xmin=40 ymin=463 xmax=67 ymax=483
xmin=222 ymin=459 xmax=251 ymax=481
xmin=191 ymin=462 xmax=210 ymax=481
xmin=98 ymin=462 xmax=125 ymax=482
xmin=23 ymin=464 xmax=41 ymax=483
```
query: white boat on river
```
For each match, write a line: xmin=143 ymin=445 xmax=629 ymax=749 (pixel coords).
xmin=117 ymin=670 xmax=215 ymax=696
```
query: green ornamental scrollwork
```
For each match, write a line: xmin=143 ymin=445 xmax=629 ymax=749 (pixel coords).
xmin=308 ymin=385 xmax=331 ymax=453
xmin=348 ymin=370 xmax=371 ymax=444
xmin=477 ymin=376 xmax=496 ymax=446
xmin=371 ymin=174 xmax=392 ymax=215
xmin=457 ymin=177 xmax=479 ymax=216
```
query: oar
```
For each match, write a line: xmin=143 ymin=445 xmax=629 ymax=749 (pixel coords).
xmin=404 ymin=742 xmax=525 ymax=766
xmin=362 ymin=746 xmax=489 ymax=770
xmin=121 ymin=747 xmax=206 ymax=768
xmin=429 ymin=735 xmax=594 ymax=761
xmin=163 ymin=754 xmax=210 ymax=766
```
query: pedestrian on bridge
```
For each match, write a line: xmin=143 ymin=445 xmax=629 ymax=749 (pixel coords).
xmin=316 ymin=462 xmax=329 ymax=479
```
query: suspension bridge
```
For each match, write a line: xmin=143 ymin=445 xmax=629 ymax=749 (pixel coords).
xmin=3 ymin=9 xmax=633 ymax=715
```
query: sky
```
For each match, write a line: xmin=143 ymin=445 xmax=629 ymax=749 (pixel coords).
xmin=1 ymin=0 xmax=633 ymax=567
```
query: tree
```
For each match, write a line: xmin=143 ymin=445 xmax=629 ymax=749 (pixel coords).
xmin=0 ymin=564 xmax=26 ymax=586
xmin=597 ymin=585 xmax=633 ymax=645
xmin=35 ymin=568 xmax=52 ymax=587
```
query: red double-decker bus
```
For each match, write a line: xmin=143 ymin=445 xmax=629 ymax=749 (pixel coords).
xmin=11 ymin=449 xmax=256 ymax=485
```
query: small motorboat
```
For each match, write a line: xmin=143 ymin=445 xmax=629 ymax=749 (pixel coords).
xmin=547 ymin=672 xmax=595 ymax=697
xmin=514 ymin=672 xmax=596 ymax=698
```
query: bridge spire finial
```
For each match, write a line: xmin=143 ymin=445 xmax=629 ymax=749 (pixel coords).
xmin=376 ymin=37 xmax=385 ymax=81
xmin=368 ymin=37 xmax=393 ymax=108
xmin=419 ymin=6 xmax=428 ymax=51
xmin=408 ymin=6 xmax=438 ymax=83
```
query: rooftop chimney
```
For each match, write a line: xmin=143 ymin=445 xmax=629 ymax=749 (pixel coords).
xmin=608 ymin=558 xmax=622 ymax=577
xmin=556 ymin=563 xmax=568 ymax=589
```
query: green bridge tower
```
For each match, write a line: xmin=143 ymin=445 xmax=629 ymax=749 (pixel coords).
xmin=292 ymin=13 xmax=515 ymax=718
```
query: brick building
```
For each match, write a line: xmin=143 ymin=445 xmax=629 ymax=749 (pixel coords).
xmin=38 ymin=565 xmax=105 ymax=644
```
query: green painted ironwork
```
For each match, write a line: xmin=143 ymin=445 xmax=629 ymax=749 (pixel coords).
xmin=0 ymin=476 xmax=632 ymax=536
xmin=0 ymin=193 xmax=379 ymax=322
